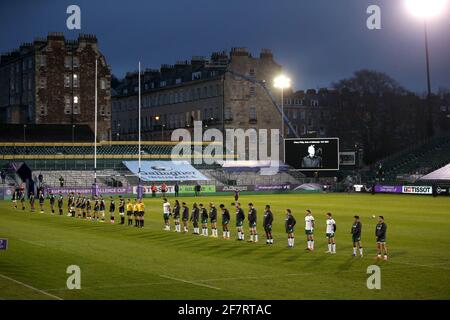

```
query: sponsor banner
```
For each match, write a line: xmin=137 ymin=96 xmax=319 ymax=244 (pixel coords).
xmin=217 ymin=185 xmax=254 ymax=192
xmin=293 ymin=183 xmax=324 ymax=191
xmin=402 ymin=185 xmax=432 ymax=195
xmin=375 ymin=185 xmax=402 ymax=193
xmin=46 ymin=186 xmax=132 ymax=195
xmin=254 ymin=184 xmax=294 ymax=191
xmin=132 ymin=185 xmax=175 ymax=194
xmin=436 ymin=186 xmax=450 ymax=196
xmin=179 ymin=185 xmax=216 ymax=194
xmin=0 ymin=239 xmax=8 ymax=250
xmin=123 ymin=160 xmax=209 ymax=181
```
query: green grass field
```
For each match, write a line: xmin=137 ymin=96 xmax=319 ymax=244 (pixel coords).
xmin=0 ymin=193 xmax=449 ymax=300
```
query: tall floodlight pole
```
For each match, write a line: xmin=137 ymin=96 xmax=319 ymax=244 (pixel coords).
xmin=274 ymin=75 xmax=291 ymax=161
xmin=137 ymin=62 xmax=143 ymax=199
xmin=92 ymin=59 xmax=98 ymax=198
xmin=405 ymin=0 xmax=448 ymax=136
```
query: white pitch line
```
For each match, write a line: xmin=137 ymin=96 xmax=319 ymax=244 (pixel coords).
xmin=0 ymin=273 xmax=63 ymax=300
xmin=159 ymin=275 xmax=221 ymax=290
xmin=389 ymin=260 xmax=450 ymax=270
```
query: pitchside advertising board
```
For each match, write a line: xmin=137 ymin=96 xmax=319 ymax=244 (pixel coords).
xmin=370 ymin=185 xmax=449 ymax=195
xmin=132 ymin=185 xmax=217 ymax=194
xmin=284 ymin=138 xmax=339 ymax=171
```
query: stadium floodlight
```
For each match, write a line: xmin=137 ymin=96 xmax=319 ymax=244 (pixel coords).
xmin=405 ymin=0 xmax=448 ymax=18
xmin=405 ymin=0 xmax=448 ymax=102
xmin=273 ymin=75 xmax=291 ymax=90
xmin=273 ymin=75 xmax=291 ymax=139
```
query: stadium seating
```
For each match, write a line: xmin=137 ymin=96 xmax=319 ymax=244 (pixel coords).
xmin=372 ymin=135 xmax=450 ymax=181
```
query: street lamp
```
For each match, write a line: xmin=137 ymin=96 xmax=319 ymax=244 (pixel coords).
xmin=273 ymin=75 xmax=291 ymax=138
xmin=154 ymin=115 xmax=164 ymax=141
xmin=405 ymin=0 xmax=448 ymax=137
xmin=23 ymin=124 xmax=27 ymax=143
xmin=72 ymin=124 xmax=76 ymax=143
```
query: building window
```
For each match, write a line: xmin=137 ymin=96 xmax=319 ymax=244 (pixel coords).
xmin=160 ymin=80 xmax=167 ymax=87
xmin=64 ymin=56 xmax=72 ymax=68
xmin=64 ymin=75 xmax=71 ymax=87
xmin=38 ymin=55 xmax=46 ymax=67
xmin=249 ymin=86 xmax=256 ymax=97
xmin=224 ymin=107 xmax=232 ymax=120
xmin=73 ymin=96 xmax=80 ymax=114
xmin=300 ymin=111 xmax=306 ymax=120
xmin=73 ymin=57 xmax=79 ymax=68
xmin=311 ymin=99 xmax=319 ymax=107
xmin=39 ymin=77 xmax=47 ymax=89
xmin=100 ymin=79 xmax=106 ymax=90
xmin=64 ymin=96 xmax=71 ymax=114
xmin=39 ymin=104 xmax=47 ymax=116
xmin=175 ymin=78 xmax=182 ymax=84
xmin=249 ymin=107 xmax=257 ymax=121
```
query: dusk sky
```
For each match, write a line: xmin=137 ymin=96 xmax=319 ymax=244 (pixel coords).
xmin=1 ymin=0 xmax=449 ymax=93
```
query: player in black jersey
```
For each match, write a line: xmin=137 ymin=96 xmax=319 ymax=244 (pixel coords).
xmin=173 ymin=200 xmax=181 ymax=232
xmin=29 ymin=192 xmax=35 ymax=212
xmin=247 ymin=203 xmax=258 ymax=243
xmin=81 ymin=196 xmax=87 ymax=218
xmin=263 ymin=205 xmax=274 ymax=245
xmin=86 ymin=197 xmax=92 ymax=220
xmin=49 ymin=192 xmax=55 ymax=214
xmin=12 ymin=189 xmax=18 ymax=210
xmin=118 ymin=196 xmax=125 ymax=224
xmin=351 ymin=215 xmax=363 ymax=257
xmin=209 ymin=203 xmax=218 ymax=238
xmin=376 ymin=216 xmax=388 ymax=260
xmin=181 ymin=202 xmax=189 ymax=233
xmin=200 ymin=203 xmax=209 ymax=236
xmin=109 ymin=196 xmax=116 ymax=224
xmin=220 ymin=204 xmax=231 ymax=239
xmin=235 ymin=203 xmax=245 ymax=241
xmin=75 ymin=194 xmax=81 ymax=218
xmin=19 ymin=190 xmax=25 ymax=210
xmin=67 ymin=193 xmax=74 ymax=217
xmin=38 ymin=190 xmax=45 ymax=213
xmin=93 ymin=196 xmax=100 ymax=221
xmin=99 ymin=196 xmax=106 ymax=222
xmin=190 ymin=203 xmax=200 ymax=235
xmin=285 ymin=209 xmax=296 ymax=248
xmin=57 ymin=192 xmax=64 ymax=215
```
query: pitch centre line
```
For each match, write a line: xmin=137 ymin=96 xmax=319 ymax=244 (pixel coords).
xmin=159 ymin=275 xmax=221 ymax=290
xmin=0 ymin=273 xmax=63 ymax=300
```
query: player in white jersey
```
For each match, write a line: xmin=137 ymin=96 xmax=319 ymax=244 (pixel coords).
xmin=325 ymin=212 xmax=337 ymax=254
xmin=162 ymin=198 xmax=171 ymax=231
xmin=305 ymin=209 xmax=315 ymax=251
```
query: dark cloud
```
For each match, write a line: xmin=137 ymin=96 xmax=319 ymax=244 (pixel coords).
xmin=1 ymin=0 xmax=449 ymax=93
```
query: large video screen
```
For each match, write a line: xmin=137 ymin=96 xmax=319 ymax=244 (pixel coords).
xmin=284 ymin=138 xmax=339 ymax=171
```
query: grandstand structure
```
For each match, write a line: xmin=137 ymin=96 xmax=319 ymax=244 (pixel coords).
xmin=371 ymin=135 xmax=450 ymax=183
xmin=0 ymin=141 xmax=306 ymax=190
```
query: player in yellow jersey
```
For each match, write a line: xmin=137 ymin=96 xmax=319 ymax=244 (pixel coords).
xmin=126 ymin=199 xmax=133 ymax=226
xmin=137 ymin=199 xmax=145 ymax=228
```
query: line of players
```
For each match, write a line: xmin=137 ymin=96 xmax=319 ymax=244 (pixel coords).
xmin=11 ymin=190 xmax=389 ymax=260
xmin=159 ymin=198 xmax=388 ymax=260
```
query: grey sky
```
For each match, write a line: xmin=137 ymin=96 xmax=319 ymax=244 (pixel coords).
xmin=1 ymin=0 xmax=449 ymax=93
